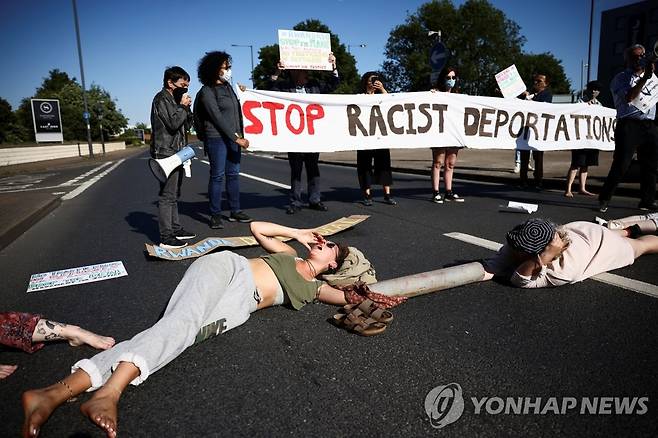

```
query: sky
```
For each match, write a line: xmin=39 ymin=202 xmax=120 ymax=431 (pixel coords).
xmin=0 ymin=0 xmax=642 ymax=126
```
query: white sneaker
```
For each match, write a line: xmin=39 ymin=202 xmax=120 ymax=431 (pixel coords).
xmin=513 ymin=163 xmax=520 ymax=173
xmin=433 ymin=193 xmax=444 ymax=204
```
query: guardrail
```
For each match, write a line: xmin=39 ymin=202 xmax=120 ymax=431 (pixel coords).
xmin=0 ymin=142 xmax=126 ymax=166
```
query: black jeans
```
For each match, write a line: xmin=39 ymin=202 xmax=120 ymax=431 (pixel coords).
xmin=599 ymin=118 xmax=658 ymax=205
xmin=356 ymin=149 xmax=393 ymax=191
xmin=288 ymin=152 xmax=321 ymax=206
xmin=158 ymin=166 xmax=183 ymax=239
xmin=519 ymin=150 xmax=544 ymax=185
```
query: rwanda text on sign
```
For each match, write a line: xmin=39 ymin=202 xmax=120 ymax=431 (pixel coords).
xmin=278 ymin=29 xmax=332 ymax=71
xmin=27 ymin=261 xmax=128 ymax=292
xmin=239 ymin=90 xmax=617 ymax=153
xmin=31 ymin=99 xmax=63 ymax=143
xmin=146 ymin=215 xmax=369 ymax=261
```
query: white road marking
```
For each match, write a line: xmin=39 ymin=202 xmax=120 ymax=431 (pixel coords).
xmin=0 ymin=184 xmax=80 ymax=193
xmin=444 ymin=231 xmax=658 ymax=298
xmin=199 ymin=159 xmax=291 ymax=189
xmin=62 ymin=159 xmax=125 ymax=200
xmin=59 ymin=161 xmax=113 ymax=186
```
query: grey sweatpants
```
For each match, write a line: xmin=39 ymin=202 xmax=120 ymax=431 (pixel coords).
xmin=73 ymin=252 xmax=257 ymax=389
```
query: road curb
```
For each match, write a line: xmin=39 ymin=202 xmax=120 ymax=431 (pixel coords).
xmin=0 ymin=195 xmax=61 ymax=251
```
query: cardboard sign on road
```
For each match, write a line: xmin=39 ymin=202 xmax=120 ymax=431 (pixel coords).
xmin=146 ymin=215 xmax=369 ymax=261
xmin=278 ymin=29 xmax=332 ymax=71
xmin=27 ymin=261 xmax=128 ymax=292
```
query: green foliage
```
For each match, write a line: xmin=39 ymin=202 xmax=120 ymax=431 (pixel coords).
xmin=515 ymin=53 xmax=571 ymax=94
xmin=4 ymin=69 xmax=128 ymax=143
xmin=383 ymin=0 xmax=570 ymax=96
xmin=252 ymin=19 xmax=360 ymax=93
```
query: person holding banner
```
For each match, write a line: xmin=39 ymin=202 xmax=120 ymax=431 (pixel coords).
xmin=357 ymin=72 xmax=396 ymax=206
xmin=430 ymin=67 xmax=464 ymax=204
xmin=197 ymin=51 xmax=253 ymax=229
xmin=481 ymin=217 xmax=658 ymax=288
xmin=150 ymin=66 xmax=196 ymax=249
xmin=519 ymin=73 xmax=553 ymax=190
xmin=21 ymin=221 xmax=404 ymax=437
xmin=564 ymin=80 xmax=602 ymax=198
xmin=268 ymin=53 xmax=340 ymax=214
xmin=598 ymin=44 xmax=658 ymax=213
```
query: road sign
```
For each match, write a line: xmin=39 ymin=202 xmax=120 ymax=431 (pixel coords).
xmin=83 ymin=111 xmax=90 ymax=120
xmin=429 ymin=42 xmax=447 ymax=71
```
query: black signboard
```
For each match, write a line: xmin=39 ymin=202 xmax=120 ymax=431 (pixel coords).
xmin=31 ymin=99 xmax=62 ymax=133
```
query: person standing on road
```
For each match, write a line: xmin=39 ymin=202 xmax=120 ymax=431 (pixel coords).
xmin=196 ymin=51 xmax=252 ymax=230
xmin=519 ymin=73 xmax=553 ymax=190
xmin=564 ymin=80 xmax=602 ymax=198
xmin=598 ymin=44 xmax=658 ymax=213
xmin=430 ymin=67 xmax=465 ymax=204
xmin=267 ymin=53 xmax=340 ymax=215
xmin=357 ymin=72 xmax=396 ymax=206
xmin=150 ymin=66 xmax=196 ymax=249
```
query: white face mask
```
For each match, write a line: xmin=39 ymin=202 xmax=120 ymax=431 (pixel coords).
xmin=219 ymin=68 xmax=232 ymax=83
xmin=445 ymin=78 xmax=456 ymax=89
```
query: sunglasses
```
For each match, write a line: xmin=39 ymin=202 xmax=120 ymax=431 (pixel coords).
xmin=326 ymin=242 xmax=336 ymax=248
xmin=446 ymin=75 xmax=456 ymax=79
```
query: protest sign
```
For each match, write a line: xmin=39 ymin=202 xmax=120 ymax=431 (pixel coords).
xmin=631 ymin=73 xmax=658 ymax=113
xmin=145 ymin=215 xmax=369 ymax=261
xmin=240 ymin=89 xmax=617 ymax=153
xmin=27 ymin=261 xmax=128 ymax=292
xmin=495 ymin=65 xmax=527 ymax=99
xmin=278 ymin=29 xmax=332 ymax=70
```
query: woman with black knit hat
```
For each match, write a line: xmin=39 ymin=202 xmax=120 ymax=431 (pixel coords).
xmin=482 ymin=217 xmax=658 ymax=288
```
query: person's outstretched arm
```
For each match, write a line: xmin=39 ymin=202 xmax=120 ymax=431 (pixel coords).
xmin=250 ymin=221 xmax=323 ymax=256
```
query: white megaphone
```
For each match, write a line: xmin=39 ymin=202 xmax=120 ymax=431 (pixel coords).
xmin=149 ymin=146 xmax=196 ymax=183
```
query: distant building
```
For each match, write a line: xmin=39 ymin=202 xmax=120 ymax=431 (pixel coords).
xmin=597 ymin=0 xmax=658 ymax=107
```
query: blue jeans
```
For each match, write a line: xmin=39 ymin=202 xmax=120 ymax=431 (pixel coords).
xmin=205 ymin=136 xmax=241 ymax=215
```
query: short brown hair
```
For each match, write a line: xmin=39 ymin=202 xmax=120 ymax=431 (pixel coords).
xmin=327 ymin=242 xmax=350 ymax=274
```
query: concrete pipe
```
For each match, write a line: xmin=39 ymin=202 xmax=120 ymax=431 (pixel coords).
xmin=373 ymin=262 xmax=485 ymax=298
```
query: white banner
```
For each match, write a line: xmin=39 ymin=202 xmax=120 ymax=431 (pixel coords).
xmin=239 ymin=90 xmax=617 ymax=153
xmin=27 ymin=261 xmax=128 ymax=292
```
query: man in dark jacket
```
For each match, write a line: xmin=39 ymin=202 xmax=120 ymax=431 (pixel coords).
xmin=150 ymin=66 xmax=195 ymax=248
xmin=519 ymin=73 xmax=553 ymax=189
xmin=267 ymin=53 xmax=339 ymax=214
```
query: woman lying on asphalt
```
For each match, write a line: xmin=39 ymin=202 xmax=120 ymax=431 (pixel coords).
xmin=482 ymin=215 xmax=658 ymax=288
xmin=1 ymin=312 xmax=115 ymax=379
xmin=21 ymin=221 xmax=402 ymax=438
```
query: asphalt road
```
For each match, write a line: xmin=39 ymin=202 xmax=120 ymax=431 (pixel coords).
xmin=1 ymin=148 xmax=657 ymax=437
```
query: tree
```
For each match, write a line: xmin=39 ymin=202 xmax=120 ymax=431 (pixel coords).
xmin=0 ymin=97 xmax=30 ymax=144
xmin=13 ymin=69 xmax=128 ymax=142
xmin=382 ymin=0 xmax=570 ymax=96
xmin=252 ymin=19 xmax=360 ymax=93
xmin=515 ymin=53 xmax=571 ymax=94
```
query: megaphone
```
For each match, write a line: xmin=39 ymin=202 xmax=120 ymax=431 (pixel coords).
xmin=149 ymin=146 xmax=196 ymax=183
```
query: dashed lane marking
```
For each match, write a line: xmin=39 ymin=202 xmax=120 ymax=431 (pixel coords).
xmin=199 ymin=159 xmax=291 ymax=189
xmin=444 ymin=231 xmax=658 ymax=298
xmin=59 ymin=161 xmax=113 ymax=186
xmin=61 ymin=159 xmax=126 ymax=200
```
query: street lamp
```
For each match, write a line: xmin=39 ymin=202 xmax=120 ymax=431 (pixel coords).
xmin=231 ymin=44 xmax=254 ymax=88
xmin=72 ymin=0 xmax=94 ymax=158
xmin=580 ymin=60 xmax=589 ymax=101
xmin=347 ymin=43 xmax=366 ymax=53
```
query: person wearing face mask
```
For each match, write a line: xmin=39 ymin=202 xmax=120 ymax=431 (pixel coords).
xmin=150 ymin=66 xmax=195 ymax=249
xmin=599 ymin=44 xmax=658 ymax=213
xmin=564 ymin=81 xmax=603 ymax=198
xmin=267 ymin=53 xmax=340 ymax=214
xmin=197 ymin=51 xmax=252 ymax=229
xmin=430 ymin=67 xmax=465 ymax=204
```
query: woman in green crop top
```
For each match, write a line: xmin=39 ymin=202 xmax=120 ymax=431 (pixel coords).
xmin=22 ymin=221 xmax=351 ymax=438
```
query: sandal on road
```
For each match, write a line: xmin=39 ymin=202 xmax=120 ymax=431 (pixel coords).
xmin=331 ymin=312 xmax=387 ymax=337
xmin=341 ymin=299 xmax=394 ymax=324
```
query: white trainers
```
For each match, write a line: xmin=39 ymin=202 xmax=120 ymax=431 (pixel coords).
xmin=433 ymin=192 xmax=444 ymax=204
xmin=513 ymin=163 xmax=520 ymax=173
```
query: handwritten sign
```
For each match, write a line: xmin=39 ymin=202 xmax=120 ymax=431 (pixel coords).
xmin=495 ymin=65 xmax=527 ymax=99
xmin=631 ymin=73 xmax=658 ymax=113
xmin=145 ymin=215 xmax=369 ymax=261
xmin=27 ymin=261 xmax=128 ymax=292
xmin=278 ymin=29 xmax=332 ymax=71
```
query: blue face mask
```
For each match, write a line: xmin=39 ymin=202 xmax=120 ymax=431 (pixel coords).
xmin=445 ymin=78 xmax=456 ymax=89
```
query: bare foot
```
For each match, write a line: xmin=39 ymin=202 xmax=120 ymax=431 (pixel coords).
xmin=22 ymin=387 xmax=63 ymax=437
xmin=564 ymin=192 xmax=574 ymax=198
xmin=80 ymin=388 xmax=120 ymax=438
xmin=64 ymin=325 xmax=115 ymax=350
xmin=579 ymin=190 xmax=596 ymax=197
xmin=0 ymin=364 xmax=18 ymax=379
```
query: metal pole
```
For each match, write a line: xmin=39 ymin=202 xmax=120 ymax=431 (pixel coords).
xmin=99 ymin=121 xmax=105 ymax=155
xmin=587 ymin=0 xmax=594 ymax=82
xmin=372 ymin=262 xmax=485 ymax=298
xmin=249 ymin=45 xmax=254 ymax=89
xmin=72 ymin=0 xmax=94 ymax=158
xmin=580 ymin=60 xmax=584 ymax=100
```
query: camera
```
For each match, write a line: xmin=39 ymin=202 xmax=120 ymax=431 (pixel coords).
xmin=639 ymin=41 xmax=658 ymax=68
xmin=369 ymin=76 xmax=381 ymax=85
